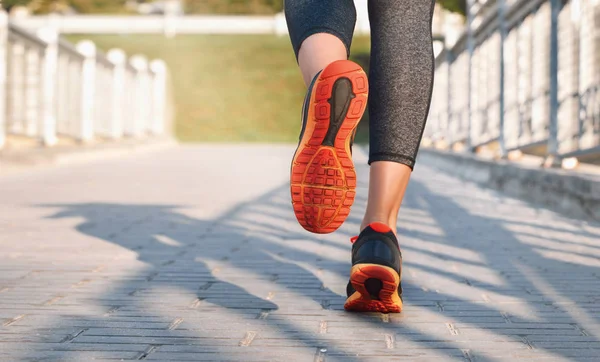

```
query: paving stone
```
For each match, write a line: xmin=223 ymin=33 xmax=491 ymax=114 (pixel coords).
xmin=1 ymin=145 xmax=599 ymax=361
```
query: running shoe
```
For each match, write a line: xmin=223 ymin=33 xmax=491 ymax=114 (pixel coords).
xmin=290 ymin=60 xmax=368 ymax=234
xmin=344 ymin=222 xmax=403 ymax=313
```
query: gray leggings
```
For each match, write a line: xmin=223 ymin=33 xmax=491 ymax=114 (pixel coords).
xmin=285 ymin=0 xmax=436 ymax=169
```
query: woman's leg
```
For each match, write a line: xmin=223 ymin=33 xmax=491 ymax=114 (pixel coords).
xmin=296 ymin=34 xmax=347 ymax=86
xmin=362 ymin=0 xmax=436 ymax=234
xmin=285 ymin=0 xmax=356 ymax=85
xmin=344 ymin=0 xmax=436 ymax=314
xmin=286 ymin=0 xmax=370 ymax=234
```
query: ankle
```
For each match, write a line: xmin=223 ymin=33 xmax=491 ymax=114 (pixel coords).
xmin=360 ymin=216 xmax=397 ymax=235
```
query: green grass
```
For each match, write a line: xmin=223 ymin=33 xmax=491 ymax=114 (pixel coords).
xmin=66 ymin=34 xmax=371 ymax=143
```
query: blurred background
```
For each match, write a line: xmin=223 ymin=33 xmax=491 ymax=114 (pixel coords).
xmin=2 ymin=0 xmax=598 ymax=167
xmin=0 ymin=0 xmax=466 ymax=145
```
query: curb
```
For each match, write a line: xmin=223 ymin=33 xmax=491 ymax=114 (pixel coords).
xmin=0 ymin=137 xmax=177 ymax=175
xmin=418 ymin=148 xmax=600 ymax=222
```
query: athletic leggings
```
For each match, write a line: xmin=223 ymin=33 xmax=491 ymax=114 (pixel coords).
xmin=284 ymin=0 xmax=436 ymax=169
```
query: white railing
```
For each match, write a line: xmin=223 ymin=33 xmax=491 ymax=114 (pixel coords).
xmin=11 ymin=15 xmax=283 ymax=35
xmin=426 ymin=0 xmax=600 ymax=161
xmin=8 ymin=3 xmax=374 ymax=37
xmin=0 ymin=10 xmax=172 ymax=149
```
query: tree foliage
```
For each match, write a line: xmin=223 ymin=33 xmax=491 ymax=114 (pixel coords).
xmin=3 ymin=0 xmax=464 ymax=16
xmin=437 ymin=0 xmax=467 ymax=16
xmin=3 ymin=0 xmax=128 ymax=14
xmin=3 ymin=0 xmax=32 ymax=10
xmin=67 ymin=0 xmax=128 ymax=14
xmin=184 ymin=0 xmax=283 ymax=15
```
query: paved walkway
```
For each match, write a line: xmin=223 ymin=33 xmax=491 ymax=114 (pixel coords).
xmin=1 ymin=145 xmax=600 ymax=361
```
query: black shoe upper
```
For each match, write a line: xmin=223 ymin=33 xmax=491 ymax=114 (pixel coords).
xmin=297 ymin=69 xmax=355 ymax=155
xmin=346 ymin=223 xmax=403 ymax=298
xmin=352 ymin=223 xmax=401 ymax=271
xmin=298 ymin=70 xmax=322 ymax=144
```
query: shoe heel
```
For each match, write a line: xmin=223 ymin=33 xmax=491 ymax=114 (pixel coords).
xmin=345 ymin=263 xmax=402 ymax=313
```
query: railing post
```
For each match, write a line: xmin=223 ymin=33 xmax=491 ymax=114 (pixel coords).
xmin=122 ymin=66 xmax=135 ymax=137
xmin=547 ymin=0 xmax=561 ymax=165
xmin=578 ymin=0 xmax=599 ymax=151
xmin=446 ymin=49 xmax=453 ymax=149
xmin=466 ymin=0 xmax=475 ymax=151
xmin=149 ymin=59 xmax=167 ymax=135
xmin=0 ymin=11 xmax=8 ymax=149
xmin=164 ymin=0 xmax=178 ymax=38
xmin=24 ymin=46 xmax=41 ymax=137
xmin=76 ymin=40 xmax=96 ymax=142
xmin=107 ymin=49 xmax=126 ymax=139
xmin=129 ymin=55 xmax=149 ymax=137
xmin=37 ymin=27 xmax=59 ymax=146
xmin=498 ymin=0 xmax=508 ymax=158
xmin=9 ymin=42 xmax=25 ymax=136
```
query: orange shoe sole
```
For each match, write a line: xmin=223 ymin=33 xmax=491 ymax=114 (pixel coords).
xmin=290 ymin=60 xmax=369 ymax=234
xmin=344 ymin=264 xmax=403 ymax=313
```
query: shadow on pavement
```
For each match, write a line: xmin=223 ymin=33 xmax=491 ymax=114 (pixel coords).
xmin=14 ymin=162 xmax=599 ymax=360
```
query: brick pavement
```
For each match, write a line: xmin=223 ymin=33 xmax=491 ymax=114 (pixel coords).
xmin=1 ymin=144 xmax=600 ymax=361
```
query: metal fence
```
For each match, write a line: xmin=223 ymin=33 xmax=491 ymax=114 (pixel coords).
xmin=426 ymin=0 xmax=600 ymax=161
xmin=0 ymin=10 xmax=172 ymax=149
